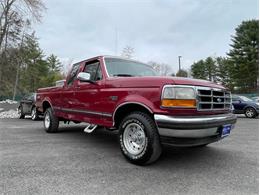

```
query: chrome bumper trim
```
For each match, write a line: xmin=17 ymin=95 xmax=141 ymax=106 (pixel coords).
xmin=158 ymin=127 xmax=219 ymax=138
xmin=154 ymin=113 xmax=237 ymax=138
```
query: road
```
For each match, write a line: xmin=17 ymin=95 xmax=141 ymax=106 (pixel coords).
xmin=0 ymin=117 xmax=258 ymax=195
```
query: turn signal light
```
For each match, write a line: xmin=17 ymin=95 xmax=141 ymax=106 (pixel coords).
xmin=161 ymin=99 xmax=196 ymax=108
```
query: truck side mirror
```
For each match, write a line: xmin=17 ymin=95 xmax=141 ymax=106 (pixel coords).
xmin=77 ymin=72 xmax=91 ymax=82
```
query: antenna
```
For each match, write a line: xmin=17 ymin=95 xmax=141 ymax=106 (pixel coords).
xmin=115 ymin=27 xmax=118 ymax=55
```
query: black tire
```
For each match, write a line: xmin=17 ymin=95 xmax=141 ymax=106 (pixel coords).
xmin=118 ymin=112 xmax=162 ymax=165
xmin=43 ymin=108 xmax=59 ymax=133
xmin=31 ymin=106 xmax=39 ymax=121
xmin=244 ymin=107 xmax=257 ymax=118
xmin=18 ymin=106 xmax=25 ymax=119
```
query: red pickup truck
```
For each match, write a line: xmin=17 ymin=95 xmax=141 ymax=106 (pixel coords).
xmin=36 ymin=55 xmax=237 ymax=165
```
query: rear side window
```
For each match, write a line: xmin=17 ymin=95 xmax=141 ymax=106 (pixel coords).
xmin=83 ymin=61 xmax=102 ymax=81
xmin=67 ymin=63 xmax=80 ymax=86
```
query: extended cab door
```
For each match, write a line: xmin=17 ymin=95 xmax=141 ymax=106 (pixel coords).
xmin=73 ymin=60 xmax=104 ymax=124
xmin=61 ymin=63 xmax=81 ymax=114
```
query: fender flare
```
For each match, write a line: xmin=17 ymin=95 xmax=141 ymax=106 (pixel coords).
xmin=244 ymin=105 xmax=258 ymax=112
xmin=42 ymin=97 xmax=53 ymax=112
xmin=112 ymin=96 xmax=155 ymax=126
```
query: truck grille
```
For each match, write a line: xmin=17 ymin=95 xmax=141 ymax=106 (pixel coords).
xmin=197 ymin=87 xmax=231 ymax=111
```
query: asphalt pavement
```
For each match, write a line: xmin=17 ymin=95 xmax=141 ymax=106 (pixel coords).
xmin=0 ymin=116 xmax=258 ymax=195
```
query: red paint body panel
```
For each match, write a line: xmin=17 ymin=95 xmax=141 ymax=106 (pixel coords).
xmin=36 ymin=56 xmax=230 ymax=128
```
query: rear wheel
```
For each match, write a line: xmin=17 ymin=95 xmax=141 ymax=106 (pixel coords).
xmin=118 ymin=112 xmax=162 ymax=165
xmin=245 ymin=107 xmax=257 ymax=118
xmin=44 ymin=108 xmax=59 ymax=133
xmin=31 ymin=106 xmax=39 ymax=121
xmin=18 ymin=106 xmax=25 ymax=119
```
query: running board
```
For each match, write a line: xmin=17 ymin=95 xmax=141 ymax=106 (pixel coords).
xmin=84 ymin=124 xmax=98 ymax=133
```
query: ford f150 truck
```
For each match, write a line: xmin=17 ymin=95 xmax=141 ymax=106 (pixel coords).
xmin=36 ymin=55 xmax=237 ymax=165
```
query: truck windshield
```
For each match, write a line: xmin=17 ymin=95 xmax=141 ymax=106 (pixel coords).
xmin=105 ymin=58 xmax=158 ymax=77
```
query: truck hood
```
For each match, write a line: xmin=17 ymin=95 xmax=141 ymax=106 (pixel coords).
xmin=106 ymin=76 xmax=226 ymax=89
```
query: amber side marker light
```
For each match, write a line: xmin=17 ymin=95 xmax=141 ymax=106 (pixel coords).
xmin=161 ymin=99 xmax=196 ymax=108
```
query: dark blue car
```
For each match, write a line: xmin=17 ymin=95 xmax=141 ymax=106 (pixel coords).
xmin=232 ymin=95 xmax=259 ymax=118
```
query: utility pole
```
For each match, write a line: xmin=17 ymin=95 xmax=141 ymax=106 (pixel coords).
xmin=178 ymin=56 xmax=182 ymax=71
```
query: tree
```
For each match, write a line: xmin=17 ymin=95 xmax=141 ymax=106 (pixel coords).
xmin=191 ymin=57 xmax=217 ymax=81
xmin=176 ymin=69 xmax=188 ymax=77
xmin=47 ymin=54 xmax=62 ymax=72
xmin=148 ymin=61 xmax=173 ymax=76
xmin=204 ymin=57 xmax=217 ymax=82
xmin=0 ymin=0 xmax=45 ymax=99
xmin=0 ymin=0 xmax=45 ymax=50
xmin=191 ymin=60 xmax=208 ymax=80
xmin=215 ymin=57 xmax=233 ymax=89
xmin=227 ymin=19 xmax=259 ymax=93
xmin=0 ymin=32 xmax=63 ymax=100
xmin=19 ymin=34 xmax=63 ymax=93
xmin=121 ymin=45 xmax=134 ymax=59
xmin=19 ymin=33 xmax=47 ymax=93
xmin=45 ymin=54 xmax=63 ymax=86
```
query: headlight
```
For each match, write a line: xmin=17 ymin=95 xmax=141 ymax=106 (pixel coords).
xmin=161 ymin=86 xmax=196 ymax=108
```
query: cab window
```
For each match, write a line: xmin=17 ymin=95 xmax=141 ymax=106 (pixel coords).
xmin=83 ymin=61 xmax=102 ymax=81
xmin=67 ymin=63 xmax=80 ymax=86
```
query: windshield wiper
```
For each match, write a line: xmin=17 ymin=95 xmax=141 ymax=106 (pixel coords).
xmin=113 ymin=74 xmax=134 ymax=77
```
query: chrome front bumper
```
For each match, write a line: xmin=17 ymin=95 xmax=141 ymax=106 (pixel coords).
xmin=154 ymin=113 xmax=237 ymax=139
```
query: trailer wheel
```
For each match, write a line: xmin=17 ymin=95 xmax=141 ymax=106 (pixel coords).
xmin=44 ymin=108 xmax=59 ymax=133
xmin=18 ymin=106 xmax=25 ymax=119
xmin=118 ymin=112 xmax=162 ymax=165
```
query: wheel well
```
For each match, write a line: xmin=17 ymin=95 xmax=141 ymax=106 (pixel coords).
xmin=244 ymin=106 xmax=256 ymax=112
xmin=42 ymin=101 xmax=51 ymax=113
xmin=113 ymin=103 xmax=153 ymax=128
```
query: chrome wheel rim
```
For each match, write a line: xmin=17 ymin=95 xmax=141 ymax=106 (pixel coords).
xmin=31 ymin=108 xmax=36 ymax=119
xmin=246 ymin=109 xmax=254 ymax=117
xmin=123 ymin=122 xmax=147 ymax=155
xmin=44 ymin=112 xmax=50 ymax=128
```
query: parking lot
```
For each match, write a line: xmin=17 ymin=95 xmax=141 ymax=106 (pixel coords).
xmin=0 ymin=116 xmax=258 ymax=195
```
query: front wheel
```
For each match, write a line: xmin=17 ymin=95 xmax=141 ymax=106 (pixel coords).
xmin=44 ymin=108 xmax=59 ymax=133
xmin=31 ymin=106 xmax=39 ymax=121
xmin=118 ymin=112 xmax=162 ymax=165
xmin=245 ymin=107 xmax=257 ymax=118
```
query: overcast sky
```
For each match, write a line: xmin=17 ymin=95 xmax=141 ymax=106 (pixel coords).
xmin=35 ymin=0 xmax=258 ymax=73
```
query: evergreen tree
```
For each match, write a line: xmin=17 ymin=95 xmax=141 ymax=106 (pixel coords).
xmin=47 ymin=54 xmax=62 ymax=72
xmin=227 ymin=19 xmax=259 ymax=92
xmin=204 ymin=57 xmax=217 ymax=82
xmin=191 ymin=59 xmax=208 ymax=80
xmin=215 ymin=57 xmax=233 ymax=90
xmin=176 ymin=69 xmax=188 ymax=77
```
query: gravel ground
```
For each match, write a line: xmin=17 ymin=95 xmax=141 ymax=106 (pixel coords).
xmin=0 ymin=109 xmax=19 ymax=118
xmin=0 ymin=116 xmax=258 ymax=195
xmin=0 ymin=102 xmax=19 ymax=118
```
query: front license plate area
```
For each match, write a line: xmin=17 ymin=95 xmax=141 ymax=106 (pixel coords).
xmin=221 ymin=124 xmax=232 ymax=137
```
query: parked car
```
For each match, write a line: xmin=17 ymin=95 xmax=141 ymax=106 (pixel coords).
xmin=18 ymin=93 xmax=41 ymax=120
xmin=232 ymin=95 xmax=259 ymax=118
xmin=36 ymin=56 xmax=237 ymax=165
xmin=251 ymin=96 xmax=259 ymax=103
